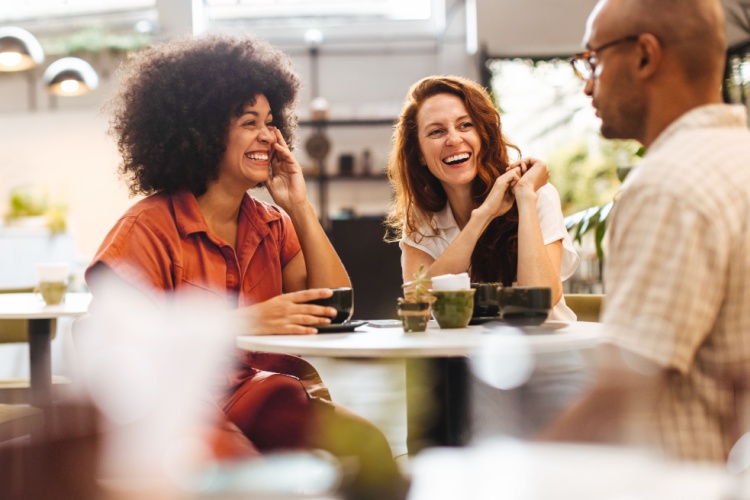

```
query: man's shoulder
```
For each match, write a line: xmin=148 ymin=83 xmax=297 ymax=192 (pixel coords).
xmin=636 ymin=128 xmax=750 ymax=199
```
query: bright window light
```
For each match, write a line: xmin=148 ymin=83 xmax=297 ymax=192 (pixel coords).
xmin=205 ymin=0 xmax=432 ymax=21
xmin=0 ymin=0 xmax=154 ymax=22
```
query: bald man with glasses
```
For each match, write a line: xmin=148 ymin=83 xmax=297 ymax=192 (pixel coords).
xmin=541 ymin=0 xmax=750 ymax=463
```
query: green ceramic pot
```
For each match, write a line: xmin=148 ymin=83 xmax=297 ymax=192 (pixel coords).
xmin=398 ymin=302 xmax=432 ymax=332
xmin=431 ymin=289 xmax=475 ymax=329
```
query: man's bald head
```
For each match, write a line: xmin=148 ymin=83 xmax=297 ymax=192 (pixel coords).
xmin=591 ymin=0 xmax=726 ymax=86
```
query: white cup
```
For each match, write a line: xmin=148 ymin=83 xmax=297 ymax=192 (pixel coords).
xmin=35 ymin=262 xmax=69 ymax=305
xmin=430 ymin=272 xmax=471 ymax=291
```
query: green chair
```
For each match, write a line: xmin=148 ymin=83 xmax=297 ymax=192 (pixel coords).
xmin=564 ymin=293 xmax=604 ymax=322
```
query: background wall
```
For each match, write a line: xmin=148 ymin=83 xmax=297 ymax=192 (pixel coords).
xmin=1 ymin=0 xmax=749 ymax=264
xmin=0 ymin=0 xmax=476 ymax=263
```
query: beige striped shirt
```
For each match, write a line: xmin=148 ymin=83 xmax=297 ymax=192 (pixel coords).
xmin=601 ymin=104 xmax=750 ymax=461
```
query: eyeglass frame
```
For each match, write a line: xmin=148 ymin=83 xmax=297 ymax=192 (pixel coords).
xmin=570 ymin=34 xmax=641 ymax=81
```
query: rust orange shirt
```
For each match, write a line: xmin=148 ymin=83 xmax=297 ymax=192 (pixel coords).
xmin=85 ymin=191 xmax=331 ymax=397
xmin=85 ymin=191 xmax=336 ymax=457
xmin=86 ymin=190 xmax=300 ymax=306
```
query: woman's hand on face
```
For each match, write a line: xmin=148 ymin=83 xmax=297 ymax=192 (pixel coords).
xmin=478 ymin=166 xmax=520 ymax=219
xmin=508 ymin=157 xmax=549 ymax=195
xmin=238 ymin=288 xmax=337 ymax=335
xmin=264 ymin=129 xmax=309 ymax=210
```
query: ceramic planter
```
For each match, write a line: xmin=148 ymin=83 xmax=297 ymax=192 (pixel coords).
xmin=431 ymin=289 xmax=475 ymax=329
xmin=398 ymin=301 xmax=431 ymax=332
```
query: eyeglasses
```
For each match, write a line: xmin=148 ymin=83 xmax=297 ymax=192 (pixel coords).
xmin=570 ymin=35 xmax=640 ymax=81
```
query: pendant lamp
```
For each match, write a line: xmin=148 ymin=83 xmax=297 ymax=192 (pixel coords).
xmin=43 ymin=57 xmax=99 ymax=96
xmin=0 ymin=26 xmax=45 ymax=72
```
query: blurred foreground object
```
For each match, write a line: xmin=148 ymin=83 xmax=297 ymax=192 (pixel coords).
xmin=408 ymin=439 xmax=734 ymax=500
xmin=71 ymin=275 xmax=236 ymax=498
xmin=0 ymin=401 xmax=102 ymax=500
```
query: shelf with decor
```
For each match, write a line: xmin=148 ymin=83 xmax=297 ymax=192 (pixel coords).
xmin=298 ymin=117 xmax=396 ymax=231
xmin=304 ymin=173 xmax=388 ymax=181
xmin=298 ymin=118 xmax=396 ymax=128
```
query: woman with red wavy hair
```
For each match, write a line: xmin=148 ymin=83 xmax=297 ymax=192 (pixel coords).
xmin=386 ymin=76 xmax=578 ymax=319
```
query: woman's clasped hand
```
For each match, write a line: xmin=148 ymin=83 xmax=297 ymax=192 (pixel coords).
xmin=478 ymin=157 xmax=550 ymax=220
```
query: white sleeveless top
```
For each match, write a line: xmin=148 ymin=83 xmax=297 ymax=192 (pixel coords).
xmin=400 ymin=184 xmax=580 ymax=321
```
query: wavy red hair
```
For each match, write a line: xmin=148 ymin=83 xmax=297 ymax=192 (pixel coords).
xmin=386 ymin=76 xmax=522 ymax=284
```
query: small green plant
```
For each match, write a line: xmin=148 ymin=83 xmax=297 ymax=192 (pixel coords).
xmin=7 ymin=188 xmax=47 ymax=219
xmin=398 ymin=264 xmax=435 ymax=332
xmin=399 ymin=264 xmax=435 ymax=304
xmin=5 ymin=187 xmax=67 ymax=233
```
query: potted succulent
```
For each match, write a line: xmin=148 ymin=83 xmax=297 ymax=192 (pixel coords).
xmin=398 ymin=265 xmax=435 ymax=332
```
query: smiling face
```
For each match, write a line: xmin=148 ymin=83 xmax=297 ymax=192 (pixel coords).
xmin=416 ymin=93 xmax=481 ymax=192
xmin=217 ymin=94 xmax=277 ymax=192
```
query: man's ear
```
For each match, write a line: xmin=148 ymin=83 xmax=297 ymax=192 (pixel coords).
xmin=636 ymin=33 xmax=661 ymax=78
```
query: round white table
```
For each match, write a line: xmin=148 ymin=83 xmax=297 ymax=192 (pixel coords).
xmin=0 ymin=292 xmax=91 ymax=407
xmin=238 ymin=320 xmax=604 ymax=454
xmin=236 ymin=320 xmax=604 ymax=358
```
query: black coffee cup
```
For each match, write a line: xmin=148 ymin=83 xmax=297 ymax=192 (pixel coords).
xmin=308 ymin=287 xmax=354 ymax=324
xmin=471 ymin=282 xmax=501 ymax=318
xmin=499 ymin=286 xmax=551 ymax=326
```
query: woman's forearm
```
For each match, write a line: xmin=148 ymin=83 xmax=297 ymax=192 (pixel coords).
xmin=419 ymin=208 xmax=493 ymax=279
xmin=515 ymin=190 xmax=563 ymax=303
xmin=285 ymin=201 xmax=351 ymax=289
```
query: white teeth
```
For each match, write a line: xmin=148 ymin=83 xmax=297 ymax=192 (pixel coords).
xmin=246 ymin=153 xmax=268 ymax=161
xmin=444 ymin=153 xmax=470 ymax=164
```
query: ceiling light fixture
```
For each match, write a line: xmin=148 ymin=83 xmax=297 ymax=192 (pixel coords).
xmin=43 ymin=57 xmax=99 ymax=96
xmin=0 ymin=26 xmax=45 ymax=72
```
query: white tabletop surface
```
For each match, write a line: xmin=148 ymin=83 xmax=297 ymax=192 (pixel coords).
xmin=236 ymin=320 xmax=604 ymax=358
xmin=0 ymin=292 xmax=92 ymax=319
xmin=407 ymin=439 xmax=734 ymax=500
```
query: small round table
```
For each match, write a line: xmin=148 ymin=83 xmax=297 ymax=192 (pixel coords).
xmin=238 ymin=320 xmax=604 ymax=454
xmin=0 ymin=292 xmax=91 ymax=408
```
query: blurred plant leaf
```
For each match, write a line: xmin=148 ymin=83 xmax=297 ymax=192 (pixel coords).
xmin=565 ymin=200 xmax=614 ymax=261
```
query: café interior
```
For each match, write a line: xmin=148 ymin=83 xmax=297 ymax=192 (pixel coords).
xmin=2 ymin=0 xmax=750 ymax=498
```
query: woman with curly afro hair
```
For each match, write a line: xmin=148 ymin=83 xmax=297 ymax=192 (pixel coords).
xmin=85 ymin=33 xmax=407 ymax=499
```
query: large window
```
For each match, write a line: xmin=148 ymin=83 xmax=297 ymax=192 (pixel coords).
xmin=204 ymin=0 xmax=445 ymax=43
xmin=488 ymin=57 xmax=643 ymax=293
xmin=0 ymin=0 xmax=154 ymax=22
xmin=204 ymin=0 xmax=434 ymax=21
xmin=726 ymin=42 xmax=750 ymax=126
xmin=488 ymin=57 xmax=637 ymax=218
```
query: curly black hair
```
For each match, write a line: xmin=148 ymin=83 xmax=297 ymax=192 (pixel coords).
xmin=106 ymin=32 xmax=300 ymax=197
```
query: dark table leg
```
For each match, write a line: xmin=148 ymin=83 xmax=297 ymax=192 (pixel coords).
xmin=405 ymin=357 xmax=471 ymax=456
xmin=28 ymin=318 xmax=53 ymax=409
